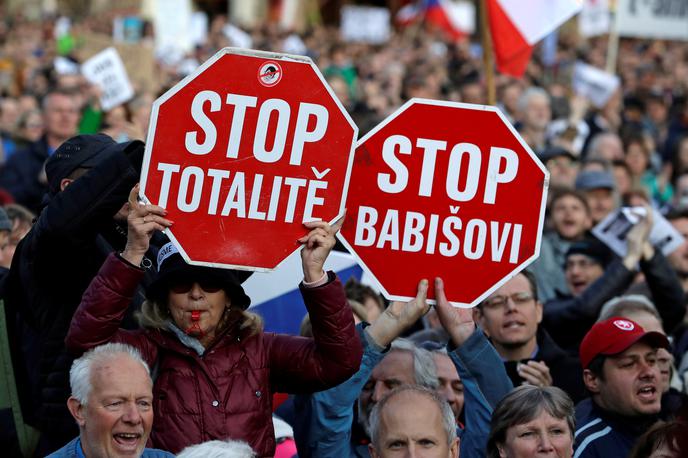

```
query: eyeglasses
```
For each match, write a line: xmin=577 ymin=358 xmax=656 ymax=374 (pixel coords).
xmin=482 ymin=292 xmax=534 ymax=310
xmin=168 ymin=276 xmax=224 ymax=294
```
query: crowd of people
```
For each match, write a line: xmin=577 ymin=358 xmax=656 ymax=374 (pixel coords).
xmin=0 ymin=5 xmax=688 ymax=458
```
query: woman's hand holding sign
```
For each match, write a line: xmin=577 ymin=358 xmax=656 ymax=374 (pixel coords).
xmin=298 ymin=214 xmax=345 ymax=283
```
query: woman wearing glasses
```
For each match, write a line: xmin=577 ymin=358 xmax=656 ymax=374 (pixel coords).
xmin=66 ymin=186 xmax=363 ymax=457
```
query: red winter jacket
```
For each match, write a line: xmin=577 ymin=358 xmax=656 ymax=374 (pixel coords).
xmin=66 ymin=253 xmax=362 ymax=456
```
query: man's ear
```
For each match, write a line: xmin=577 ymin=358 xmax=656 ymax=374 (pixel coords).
xmin=535 ymin=300 xmax=543 ymax=325
xmin=368 ymin=444 xmax=379 ymax=458
xmin=60 ymin=178 xmax=74 ymax=192
xmin=67 ymin=397 xmax=86 ymax=427
xmin=583 ymin=369 xmax=601 ymax=394
xmin=473 ymin=308 xmax=487 ymax=335
xmin=497 ymin=443 xmax=508 ymax=458
xmin=450 ymin=437 xmax=460 ymax=458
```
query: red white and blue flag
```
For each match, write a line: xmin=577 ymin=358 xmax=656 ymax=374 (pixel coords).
xmin=487 ymin=0 xmax=582 ymax=77
xmin=396 ymin=0 xmax=469 ymax=40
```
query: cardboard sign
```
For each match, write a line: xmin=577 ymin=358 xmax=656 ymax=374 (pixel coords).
xmin=77 ymin=32 xmax=157 ymax=93
xmin=81 ymin=47 xmax=135 ymax=112
xmin=572 ymin=61 xmax=620 ymax=109
xmin=592 ymin=207 xmax=685 ymax=258
xmin=616 ymin=0 xmax=688 ymax=41
xmin=339 ymin=99 xmax=549 ymax=307
xmin=141 ymin=48 xmax=357 ymax=271
xmin=341 ymin=6 xmax=391 ymax=44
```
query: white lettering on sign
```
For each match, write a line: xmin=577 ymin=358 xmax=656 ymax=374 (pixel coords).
xmin=357 ymin=132 xmax=525 ymax=264
xmin=185 ymin=91 xmax=329 ymax=166
xmin=354 ymin=206 xmax=522 ymax=263
xmin=376 ymin=135 xmax=519 ymax=204
xmin=155 ymin=162 xmax=328 ymax=223
xmin=185 ymin=90 xmax=221 ymax=155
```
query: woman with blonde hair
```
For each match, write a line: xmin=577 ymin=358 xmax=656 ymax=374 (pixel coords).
xmin=66 ymin=186 xmax=362 ymax=456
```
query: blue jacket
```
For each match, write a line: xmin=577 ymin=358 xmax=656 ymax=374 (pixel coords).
xmin=46 ymin=437 xmax=173 ymax=458
xmin=574 ymin=398 xmax=657 ymax=458
xmin=293 ymin=324 xmax=513 ymax=458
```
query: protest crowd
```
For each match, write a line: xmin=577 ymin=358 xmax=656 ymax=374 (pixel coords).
xmin=0 ymin=1 xmax=688 ymax=457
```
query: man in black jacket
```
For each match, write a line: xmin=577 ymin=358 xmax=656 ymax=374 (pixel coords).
xmin=543 ymin=213 xmax=685 ymax=355
xmin=473 ymin=270 xmax=586 ymax=403
xmin=2 ymin=134 xmax=148 ymax=455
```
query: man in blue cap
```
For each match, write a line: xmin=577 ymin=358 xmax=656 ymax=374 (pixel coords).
xmin=575 ymin=169 xmax=617 ymax=224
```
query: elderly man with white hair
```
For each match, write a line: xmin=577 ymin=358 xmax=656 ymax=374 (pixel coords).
xmin=47 ymin=343 xmax=173 ymax=458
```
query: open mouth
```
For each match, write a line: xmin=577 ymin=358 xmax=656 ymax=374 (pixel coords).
xmin=571 ymin=280 xmax=587 ymax=291
xmin=503 ymin=321 xmax=525 ymax=330
xmin=561 ymin=220 xmax=577 ymax=230
xmin=637 ymin=386 xmax=657 ymax=401
xmin=113 ymin=432 xmax=141 ymax=450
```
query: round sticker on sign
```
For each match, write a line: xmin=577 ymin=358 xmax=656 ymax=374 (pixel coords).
xmin=258 ymin=61 xmax=282 ymax=87
xmin=613 ymin=319 xmax=635 ymax=331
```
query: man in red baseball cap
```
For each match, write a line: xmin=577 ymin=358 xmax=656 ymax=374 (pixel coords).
xmin=573 ymin=317 xmax=670 ymax=458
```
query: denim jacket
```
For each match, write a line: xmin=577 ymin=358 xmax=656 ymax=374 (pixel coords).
xmin=293 ymin=324 xmax=513 ymax=458
xmin=46 ymin=437 xmax=173 ymax=458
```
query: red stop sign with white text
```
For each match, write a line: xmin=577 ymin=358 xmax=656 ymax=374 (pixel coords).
xmin=141 ymin=48 xmax=357 ymax=270
xmin=338 ymin=99 xmax=548 ymax=307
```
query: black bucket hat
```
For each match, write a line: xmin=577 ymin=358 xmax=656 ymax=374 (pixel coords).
xmin=46 ymin=134 xmax=143 ymax=194
xmin=145 ymin=242 xmax=251 ymax=310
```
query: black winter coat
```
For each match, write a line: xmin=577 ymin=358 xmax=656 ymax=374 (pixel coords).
xmin=1 ymin=141 xmax=144 ymax=449
xmin=543 ymin=251 xmax=685 ymax=355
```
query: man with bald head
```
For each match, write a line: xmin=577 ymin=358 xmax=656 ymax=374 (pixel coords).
xmin=368 ymin=385 xmax=458 ymax=458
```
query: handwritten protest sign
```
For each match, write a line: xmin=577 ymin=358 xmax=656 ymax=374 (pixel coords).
xmin=81 ymin=47 xmax=134 ymax=111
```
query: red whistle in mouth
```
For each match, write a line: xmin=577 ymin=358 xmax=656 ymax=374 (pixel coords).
xmin=191 ymin=311 xmax=201 ymax=321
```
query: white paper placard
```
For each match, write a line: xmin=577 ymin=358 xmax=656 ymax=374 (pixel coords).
xmin=152 ymin=0 xmax=193 ymax=55
xmin=579 ymin=0 xmax=610 ymax=37
xmin=592 ymin=207 xmax=685 ymax=258
xmin=81 ymin=47 xmax=135 ymax=112
xmin=341 ymin=6 xmax=391 ymax=44
xmin=572 ymin=61 xmax=620 ymax=109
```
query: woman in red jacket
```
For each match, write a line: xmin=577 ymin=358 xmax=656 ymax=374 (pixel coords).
xmin=66 ymin=186 xmax=363 ymax=456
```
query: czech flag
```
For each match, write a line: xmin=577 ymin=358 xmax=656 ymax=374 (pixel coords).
xmin=487 ymin=0 xmax=582 ymax=77
xmin=396 ymin=0 xmax=469 ymax=41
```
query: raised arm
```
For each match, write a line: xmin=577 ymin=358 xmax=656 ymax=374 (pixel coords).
xmin=543 ymin=215 xmax=652 ymax=348
xmin=66 ymin=186 xmax=172 ymax=355
xmin=435 ymin=278 xmax=513 ymax=457
xmin=292 ymin=280 xmax=430 ymax=458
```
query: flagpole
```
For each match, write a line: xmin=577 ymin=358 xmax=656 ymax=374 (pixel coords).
xmin=605 ymin=3 xmax=619 ymax=74
xmin=480 ymin=0 xmax=496 ymax=105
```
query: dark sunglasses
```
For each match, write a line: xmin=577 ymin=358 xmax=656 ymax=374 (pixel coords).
xmin=168 ymin=275 xmax=224 ymax=294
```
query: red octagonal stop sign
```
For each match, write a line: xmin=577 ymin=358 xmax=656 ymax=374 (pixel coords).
xmin=339 ymin=99 xmax=548 ymax=307
xmin=141 ymin=48 xmax=357 ymax=270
